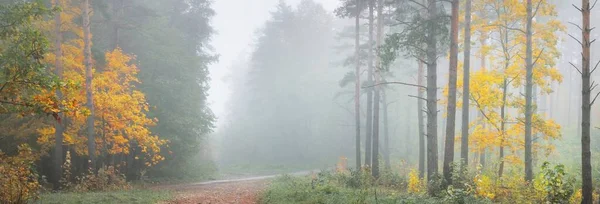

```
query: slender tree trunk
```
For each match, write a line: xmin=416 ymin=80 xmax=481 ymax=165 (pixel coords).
xmin=426 ymin=0 xmax=439 ymax=182
xmin=478 ymin=32 xmax=487 ymax=170
xmin=524 ymin=0 xmax=533 ymax=181
xmin=498 ymin=25 xmax=510 ymax=178
xmin=52 ymin=0 xmax=64 ymax=189
xmin=418 ymin=60 xmax=426 ymax=178
xmin=83 ymin=0 xmax=96 ymax=170
xmin=461 ymin=0 xmax=472 ymax=169
xmin=383 ymin=91 xmax=390 ymax=170
xmin=355 ymin=0 xmax=362 ymax=169
xmin=498 ymin=79 xmax=508 ymax=177
xmin=580 ymin=0 xmax=593 ymax=202
xmin=443 ymin=0 xmax=459 ymax=185
xmin=365 ymin=0 xmax=375 ymax=167
xmin=111 ymin=0 xmax=123 ymax=49
xmin=371 ymin=0 xmax=384 ymax=178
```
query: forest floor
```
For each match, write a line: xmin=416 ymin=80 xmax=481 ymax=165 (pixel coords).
xmin=155 ymin=171 xmax=316 ymax=204
xmin=158 ymin=179 xmax=269 ymax=204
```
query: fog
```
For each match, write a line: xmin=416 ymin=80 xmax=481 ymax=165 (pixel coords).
xmin=210 ymin=0 xmax=600 ymax=173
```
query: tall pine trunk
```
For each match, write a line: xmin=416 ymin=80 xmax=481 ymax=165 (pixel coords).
xmin=580 ymin=0 xmax=593 ymax=202
xmin=461 ymin=0 xmax=472 ymax=168
xmin=365 ymin=0 xmax=375 ymax=167
xmin=371 ymin=0 xmax=384 ymax=178
xmin=443 ymin=0 xmax=459 ymax=184
xmin=383 ymin=91 xmax=391 ymax=170
xmin=524 ymin=0 xmax=533 ymax=181
xmin=83 ymin=0 xmax=96 ymax=170
xmin=52 ymin=0 xmax=64 ymax=189
xmin=426 ymin=0 xmax=439 ymax=182
xmin=418 ymin=60 xmax=426 ymax=178
xmin=355 ymin=0 xmax=362 ymax=169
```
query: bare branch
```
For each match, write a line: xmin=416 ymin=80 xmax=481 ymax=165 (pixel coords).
xmin=591 ymin=0 xmax=599 ymax=10
xmin=408 ymin=95 xmax=428 ymax=102
xmin=591 ymin=60 xmax=600 ymax=74
xmin=569 ymin=22 xmax=584 ymax=31
xmin=570 ymin=62 xmax=583 ymax=75
xmin=408 ymin=0 xmax=428 ymax=9
xmin=592 ymin=91 xmax=600 ymax=106
xmin=363 ymin=81 xmax=426 ymax=89
xmin=569 ymin=34 xmax=584 ymax=46
xmin=573 ymin=4 xmax=583 ymax=12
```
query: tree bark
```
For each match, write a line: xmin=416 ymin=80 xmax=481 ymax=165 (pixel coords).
xmin=461 ymin=0 xmax=472 ymax=169
xmin=83 ymin=0 xmax=96 ymax=170
xmin=52 ymin=0 xmax=64 ymax=189
xmin=426 ymin=0 xmax=439 ymax=182
xmin=371 ymin=0 xmax=384 ymax=178
xmin=365 ymin=0 xmax=375 ymax=167
xmin=418 ymin=60 xmax=426 ymax=179
xmin=383 ymin=90 xmax=390 ymax=170
xmin=580 ymin=0 xmax=593 ymax=202
xmin=524 ymin=0 xmax=533 ymax=182
xmin=355 ymin=0 xmax=362 ymax=169
xmin=498 ymin=79 xmax=507 ymax=177
xmin=443 ymin=0 xmax=459 ymax=185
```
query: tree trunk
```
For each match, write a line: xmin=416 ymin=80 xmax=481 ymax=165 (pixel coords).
xmin=580 ymin=0 xmax=593 ymax=202
xmin=498 ymin=79 xmax=508 ymax=177
xmin=426 ymin=0 xmax=439 ymax=182
xmin=371 ymin=0 xmax=384 ymax=178
xmin=524 ymin=0 xmax=533 ymax=182
xmin=383 ymin=91 xmax=390 ymax=170
xmin=111 ymin=0 xmax=124 ymax=49
xmin=443 ymin=0 xmax=459 ymax=185
xmin=52 ymin=0 xmax=64 ymax=189
xmin=365 ymin=0 xmax=375 ymax=167
xmin=461 ymin=0 xmax=472 ymax=169
xmin=355 ymin=0 xmax=362 ymax=169
xmin=83 ymin=0 xmax=96 ymax=170
xmin=418 ymin=60 xmax=426 ymax=179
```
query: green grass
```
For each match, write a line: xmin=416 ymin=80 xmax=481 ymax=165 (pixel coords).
xmin=33 ymin=189 xmax=173 ymax=204
xmin=259 ymin=174 xmax=491 ymax=204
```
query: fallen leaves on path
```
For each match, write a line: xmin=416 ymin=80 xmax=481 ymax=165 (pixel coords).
xmin=160 ymin=180 xmax=268 ymax=204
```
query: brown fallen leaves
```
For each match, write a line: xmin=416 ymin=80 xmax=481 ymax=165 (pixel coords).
xmin=161 ymin=180 xmax=268 ymax=204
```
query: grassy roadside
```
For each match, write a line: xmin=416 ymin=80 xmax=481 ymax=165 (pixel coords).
xmin=258 ymin=172 xmax=490 ymax=204
xmin=33 ymin=189 xmax=173 ymax=204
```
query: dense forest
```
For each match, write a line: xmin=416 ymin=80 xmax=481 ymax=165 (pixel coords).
xmin=2 ymin=0 xmax=600 ymax=203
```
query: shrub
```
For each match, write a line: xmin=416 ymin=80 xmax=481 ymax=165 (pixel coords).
xmin=71 ymin=165 xmax=130 ymax=192
xmin=408 ymin=169 xmax=424 ymax=194
xmin=538 ymin=162 xmax=575 ymax=203
xmin=0 ymin=144 xmax=41 ymax=204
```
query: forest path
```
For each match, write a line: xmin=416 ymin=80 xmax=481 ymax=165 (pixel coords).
xmin=156 ymin=171 xmax=315 ymax=204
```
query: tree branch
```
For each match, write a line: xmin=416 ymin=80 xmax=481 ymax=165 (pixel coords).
xmin=408 ymin=0 xmax=428 ymax=9
xmin=569 ymin=22 xmax=584 ymax=31
xmin=569 ymin=34 xmax=584 ymax=46
xmin=408 ymin=95 xmax=428 ymax=102
xmin=572 ymin=4 xmax=583 ymax=12
xmin=591 ymin=60 xmax=600 ymax=74
xmin=592 ymin=91 xmax=600 ymax=106
xmin=486 ymin=24 xmax=525 ymax=34
xmin=570 ymin=62 xmax=583 ymax=75
xmin=363 ymin=81 xmax=426 ymax=89
xmin=532 ymin=48 xmax=545 ymax=67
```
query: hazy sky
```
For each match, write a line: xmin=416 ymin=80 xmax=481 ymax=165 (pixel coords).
xmin=209 ymin=0 xmax=339 ymax=129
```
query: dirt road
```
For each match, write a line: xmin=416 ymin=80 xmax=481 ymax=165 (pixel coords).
xmin=160 ymin=179 xmax=269 ymax=204
xmin=157 ymin=171 xmax=315 ymax=204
